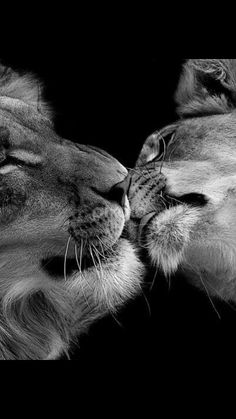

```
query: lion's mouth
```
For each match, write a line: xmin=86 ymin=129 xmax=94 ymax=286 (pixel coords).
xmin=131 ymin=192 xmax=207 ymax=221
xmin=41 ymin=255 xmax=94 ymax=278
xmin=129 ymin=192 xmax=208 ymax=241
xmin=163 ymin=192 xmax=208 ymax=208
xmin=41 ymin=240 xmax=122 ymax=279
xmin=41 ymin=253 xmax=104 ymax=278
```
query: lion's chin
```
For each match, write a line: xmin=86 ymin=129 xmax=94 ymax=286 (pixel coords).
xmin=69 ymin=238 xmax=145 ymax=310
xmin=50 ymin=237 xmax=145 ymax=359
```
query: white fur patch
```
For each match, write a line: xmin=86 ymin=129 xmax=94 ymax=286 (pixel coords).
xmin=0 ymin=164 xmax=19 ymax=174
xmin=145 ymin=205 xmax=200 ymax=275
xmin=69 ymin=238 xmax=145 ymax=311
xmin=10 ymin=150 xmax=42 ymax=165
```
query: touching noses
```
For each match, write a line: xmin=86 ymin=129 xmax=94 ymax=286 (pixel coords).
xmin=94 ymin=173 xmax=131 ymax=208
xmin=108 ymin=173 xmax=131 ymax=207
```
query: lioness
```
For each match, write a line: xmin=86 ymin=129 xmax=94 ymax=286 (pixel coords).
xmin=129 ymin=59 xmax=236 ymax=305
xmin=0 ymin=63 xmax=144 ymax=360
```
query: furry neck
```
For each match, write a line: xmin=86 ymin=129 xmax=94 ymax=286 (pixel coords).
xmin=0 ymin=245 xmax=72 ymax=360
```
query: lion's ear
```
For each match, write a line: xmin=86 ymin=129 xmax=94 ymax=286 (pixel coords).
xmin=0 ymin=63 xmax=52 ymax=121
xmin=175 ymin=59 xmax=236 ymax=117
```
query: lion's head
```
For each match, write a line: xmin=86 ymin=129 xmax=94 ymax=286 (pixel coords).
xmin=0 ymin=63 xmax=144 ymax=359
xmin=129 ymin=59 xmax=236 ymax=303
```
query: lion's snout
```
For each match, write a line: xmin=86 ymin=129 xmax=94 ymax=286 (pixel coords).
xmin=92 ymin=172 xmax=131 ymax=209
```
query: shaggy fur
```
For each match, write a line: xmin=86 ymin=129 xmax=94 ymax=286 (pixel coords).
xmin=0 ymin=64 xmax=52 ymax=120
xmin=128 ymin=58 xmax=236 ymax=304
xmin=0 ymin=63 xmax=144 ymax=360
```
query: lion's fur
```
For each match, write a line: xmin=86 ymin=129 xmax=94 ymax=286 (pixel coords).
xmin=0 ymin=64 xmax=52 ymax=120
xmin=129 ymin=58 xmax=236 ymax=304
xmin=0 ymin=63 xmax=144 ymax=359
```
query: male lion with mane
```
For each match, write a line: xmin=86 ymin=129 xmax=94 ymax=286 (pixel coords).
xmin=129 ymin=59 xmax=236 ymax=307
xmin=0 ymin=62 xmax=144 ymax=360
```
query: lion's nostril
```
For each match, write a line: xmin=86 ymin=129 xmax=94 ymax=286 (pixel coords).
xmin=92 ymin=174 xmax=131 ymax=207
xmin=107 ymin=174 xmax=131 ymax=207
xmin=107 ymin=185 xmax=126 ymax=206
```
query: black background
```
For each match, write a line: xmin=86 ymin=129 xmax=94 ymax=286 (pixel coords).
xmin=1 ymin=45 xmax=236 ymax=373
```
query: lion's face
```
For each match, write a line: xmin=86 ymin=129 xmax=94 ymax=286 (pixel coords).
xmin=0 ymin=65 xmax=144 ymax=360
xmin=0 ymin=114 xmax=128 ymax=251
xmin=129 ymin=59 xmax=236 ymax=303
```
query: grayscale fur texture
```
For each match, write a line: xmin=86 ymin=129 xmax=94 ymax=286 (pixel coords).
xmin=128 ymin=59 xmax=236 ymax=305
xmin=0 ymin=63 xmax=144 ymax=360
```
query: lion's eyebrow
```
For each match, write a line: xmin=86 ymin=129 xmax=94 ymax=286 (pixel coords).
xmin=9 ymin=150 xmax=43 ymax=165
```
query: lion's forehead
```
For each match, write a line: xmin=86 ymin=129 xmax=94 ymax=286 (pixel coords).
xmin=0 ymin=111 xmax=127 ymax=189
xmin=167 ymin=113 xmax=236 ymax=161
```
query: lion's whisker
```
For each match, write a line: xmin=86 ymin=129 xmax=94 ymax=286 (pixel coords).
xmin=64 ymin=235 xmax=71 ymax=282
xmin=150 ymin=266 xmax=159 ymax=291
xmin=185 ymin=261 xmax=221 ymax=320
xmin=91 ymin=244 xmax=104 ymax=278
xmin=89 ymin=245 xmax=101 ymax=280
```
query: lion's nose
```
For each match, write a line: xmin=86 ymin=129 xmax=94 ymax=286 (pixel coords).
xmin=94 ymin=174 xmax=131 ymax=208
xmin=106 ymin=174 xmax=131 ymax=207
